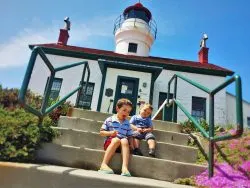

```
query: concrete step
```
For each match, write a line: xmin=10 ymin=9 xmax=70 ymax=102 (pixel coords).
xmin=36 ymin=143 xmax=207 ymax=182
xmin=0 ymin=162 xmax=192 ymax=188
xmin=70 ymin=108 xmax=110 ymax=121
xmin=53 ymin=127 xmax=198 ymax=163
xmin=69 ymin=108 xmax=182 ymax=132
xmin=58 ymin=116 xmax=190 ymax=146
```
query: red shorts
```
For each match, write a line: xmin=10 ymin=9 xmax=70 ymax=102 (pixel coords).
xmin=104 ymin=136 xmax=121 ymax=153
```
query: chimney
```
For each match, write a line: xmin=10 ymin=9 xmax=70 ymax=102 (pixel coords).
xmin=199 ymin=33 xmax=209 ymax=64
xmin=199 ymin=47 xmax=209 ymax=64
xmin=57 ymin=29 xmax=69 ymax=45
xmin=57 ymin=17 xmax=71 ymax=45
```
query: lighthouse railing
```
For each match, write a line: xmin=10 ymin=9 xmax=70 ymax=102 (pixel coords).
xmin=18 ymin=46 xmax=90 ymax=126
xmin=152 ymin=73 xmax=243 ymax=178
xmin=113 ymin=14 xmax=157 ymax=39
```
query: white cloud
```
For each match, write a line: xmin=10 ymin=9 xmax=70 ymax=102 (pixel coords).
xmin=0 ymin=16 xmax=115 ymax=69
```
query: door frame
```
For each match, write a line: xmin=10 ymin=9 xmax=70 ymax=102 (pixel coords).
xmin=113 ymin=76 xmax=139 ymax=115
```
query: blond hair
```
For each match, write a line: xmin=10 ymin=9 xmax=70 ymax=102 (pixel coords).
xmin=140 ymin=103 xmax=153 ymax=111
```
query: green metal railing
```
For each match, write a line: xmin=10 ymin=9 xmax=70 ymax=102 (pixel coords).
xmin=152 ymin=73 xmax=243 ymax=178
xmin=18 ymin=46 xmax=90 ymax=124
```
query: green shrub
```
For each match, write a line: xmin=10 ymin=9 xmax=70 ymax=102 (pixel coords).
xmin=174 ymin=176 xmax=196 ymax=186
xmin=180 ymin=119 xmax=209 ymax=134
xmin=48 ymin=98 xmax=73 ymax=124
xmin=0 ymin=107 xmax=58 ymax=162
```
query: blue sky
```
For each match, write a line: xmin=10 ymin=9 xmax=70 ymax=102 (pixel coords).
xmin=0 ymin=0 xmax=249 ymax=102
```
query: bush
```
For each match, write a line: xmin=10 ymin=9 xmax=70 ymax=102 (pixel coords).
xmin=48 ymin=98 xmax=73 ymax=124
xmin=0 ymin=107 xmax=58 ymax=162
xmin=180 ymin=119 xmax=209 ymax=134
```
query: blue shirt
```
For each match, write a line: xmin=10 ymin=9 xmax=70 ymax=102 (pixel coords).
xmin=129 ymin=115 xmax=153 ymax=128
xmin=101 ymin=115 xmax=133 ymax=140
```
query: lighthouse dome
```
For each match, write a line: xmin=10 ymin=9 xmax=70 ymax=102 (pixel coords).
xmin=123 ymin=2 xmax=152 ymax=23
xmin=114 ymin=3 xmax=157 ymax=57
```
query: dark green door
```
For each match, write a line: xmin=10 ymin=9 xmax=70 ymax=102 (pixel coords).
xmin=156 ymin=92 xmax=175 ymax=121
xmin=113 ymin=76 xmax=139 ymax=115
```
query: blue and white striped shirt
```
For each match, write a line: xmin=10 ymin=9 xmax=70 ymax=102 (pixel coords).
xmin=129 ymin=115 xmax=153 ymax=128
xmin=101 ymin=115 xmax=133 ymax=140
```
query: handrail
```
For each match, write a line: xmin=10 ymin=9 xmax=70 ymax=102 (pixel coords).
xmin=113 ymin=14 xmax=157 ymax=39
xmin=18 ymin=46 xmax=90 ymax=124
xmin=152 ymin=73 xmax=243 ymax=178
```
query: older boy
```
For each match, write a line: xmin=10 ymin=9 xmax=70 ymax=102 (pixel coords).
xmin=130 ymin=103 xmax=156 ymax=157
xmin=99 ymin=98 xmax=133 ymax=177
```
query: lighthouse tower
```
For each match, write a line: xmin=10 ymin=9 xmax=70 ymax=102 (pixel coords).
xmin=114 ymin=2 xmax=157 ymax=57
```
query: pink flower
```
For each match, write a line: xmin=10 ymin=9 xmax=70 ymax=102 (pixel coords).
xmin=240 ymin=161 xmax=250 ymax=172
xmin=195 ymin=163 xmax=250 ymax=188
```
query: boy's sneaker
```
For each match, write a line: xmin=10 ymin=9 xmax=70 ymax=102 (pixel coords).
xmin=148 ymin=148 xmax=156 ymax=157
xmin=133 ymin=148 xmax=143 ymax=156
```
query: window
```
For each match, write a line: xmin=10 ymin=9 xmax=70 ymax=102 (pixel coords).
xmin=45 ymin=77 xmax=63 ymax=100
xmin=247 ymin=117 xmax=250 ymax=128
xmin=128 ymin=43 xmax=138 ymax=53
xmin=125 ymin=10 xmax=150 ymax=23
xmin=77 ymin=82 xmax=95 ymax=109
xmin=192 ymin=96 xmax=206 ymax=120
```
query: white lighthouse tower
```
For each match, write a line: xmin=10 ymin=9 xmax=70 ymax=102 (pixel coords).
xmin=114 ymin=2 xmax=157 ymax=57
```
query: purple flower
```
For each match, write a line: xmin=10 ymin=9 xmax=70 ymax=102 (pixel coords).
xmin=195 ymin=163 xmax=250 ymax=188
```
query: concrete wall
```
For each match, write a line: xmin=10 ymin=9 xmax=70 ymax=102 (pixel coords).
xmin=152 ymin=70 xmax=227 ymax=125
xmin=29 ymin=54 xmax=102 ymax=110
xmin=226 ymin=93 xmax=250 ymax=128
xmin=100 ymin=67 xmax=151 ymax=114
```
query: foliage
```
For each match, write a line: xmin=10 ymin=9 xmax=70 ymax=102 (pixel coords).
xmin=195 ymin=131 xmax=250 ymax=187
xmin=0 ymin=85 xmax=72 ymax=125
xmin=174 ymin=176 xmax=196 ymax=186
xmin=180 ymin=119 xmax=209 ymax=134
xmin=0 ymin=86 xmax=60 ymax=162
xmin=0 ymin=107 xmax=58 ymax=162
xmin=0 ymin=85 xmax=42 ymax=110
xmin=47 ymin=98 xmax=73 ymax=124
xmin=176 ymin=118 xmax=250 ymax=187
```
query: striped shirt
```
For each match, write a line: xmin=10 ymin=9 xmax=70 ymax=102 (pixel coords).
xmin=101 ymin=115 xmax=133 ymax=140
xmin=129 ymin=115 xmax=153 ymax=128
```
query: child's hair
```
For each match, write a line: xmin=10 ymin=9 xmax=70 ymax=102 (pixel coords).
xmin=116 ymin=98 xmax=133 ymax=109
xmin=141 ymin=103 xmax=153 ymax=111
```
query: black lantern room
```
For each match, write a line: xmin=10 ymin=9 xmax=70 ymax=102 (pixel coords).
xmin=123 ymin=2 xmax=152 ymax=23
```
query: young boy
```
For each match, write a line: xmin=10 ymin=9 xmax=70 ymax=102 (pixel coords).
xmin=130 ymin=103 xmax=156 ymax=157
xmin=99 ymin=98 xmax=133 ymax=177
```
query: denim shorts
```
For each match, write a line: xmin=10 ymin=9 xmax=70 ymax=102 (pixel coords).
xmin=133 ymin=131 xmax=155 ymax=140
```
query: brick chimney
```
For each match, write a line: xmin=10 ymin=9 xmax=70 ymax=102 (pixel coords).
xmin=57 ymin=29 xmax=69 ymax=45
xmin=198 ymin=47 xmax=209 ymax=64
xmin=57 ymin=17 xmax=71 ymax=45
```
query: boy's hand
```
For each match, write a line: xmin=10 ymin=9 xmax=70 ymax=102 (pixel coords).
xmin=136 ymin=127 xmax=143 ymax=133
xmin=110 ymin=130 xmax=118 ymax=136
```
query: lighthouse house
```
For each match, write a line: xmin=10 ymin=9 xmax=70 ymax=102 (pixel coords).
xmin=28 ymin=3 xmax=250 ymax=127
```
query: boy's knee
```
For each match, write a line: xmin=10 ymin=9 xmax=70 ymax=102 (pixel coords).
xmin=120 ymin=138 xmax=129 ymax=145
xmin=112 ymin=137 xmax=121 ymax=145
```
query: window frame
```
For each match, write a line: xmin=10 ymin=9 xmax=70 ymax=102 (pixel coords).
xmin=191 ymin=96 xmax=206 ymax=120
xmin=247 ymin=117 xmax=250 ymax=128
xmin=45 ymin=77 xmax=63 ymax=100
xmin=128 ymin=43 xmax=138 ymax=53
xmin=77 ymin=82 xmax=95 ymax=109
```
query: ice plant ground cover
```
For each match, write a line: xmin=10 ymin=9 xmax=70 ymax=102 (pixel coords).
xmin=195 ymin=130 xmax=250 ymax=188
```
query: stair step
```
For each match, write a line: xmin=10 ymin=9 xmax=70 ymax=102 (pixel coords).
xmin=69 ymin=108 xmax=183 ymax=132
xmin=36 ymin=143 xmax=206 ymax=182
xmin=53 ymin=127 xmax=198 ymax=163
xmin=58 ymin=116 xmax=190 ymax=145
xmin=71 ymin=108 xmax=110 ymax=121
xmin=0 ymin=162 xmax=192 ymax=188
